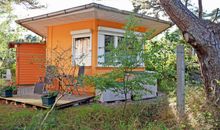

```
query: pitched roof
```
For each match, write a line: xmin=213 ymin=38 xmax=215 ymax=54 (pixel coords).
xmin=16 ymin=3 xmax=172 ymax=38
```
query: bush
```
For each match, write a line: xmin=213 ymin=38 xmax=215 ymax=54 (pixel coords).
xmin=145 ymin=31 xmax=201 ymax=93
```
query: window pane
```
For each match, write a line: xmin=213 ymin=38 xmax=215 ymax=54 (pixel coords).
xmin=118 ymin=36 xmax=124 ymax=46
xmin=104 ymin=35 xmax=114 ymax=63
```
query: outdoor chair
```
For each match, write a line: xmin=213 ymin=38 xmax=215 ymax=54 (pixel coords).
xmin=65 ymin=66 xmax=85 ymax=95
xmin=34 ymin=77 xmax=46 ymax=94
xmin=78 ymin=66 xmax=85 ymax=77
xmin=34 ymin=65 xmax=58 ymax=94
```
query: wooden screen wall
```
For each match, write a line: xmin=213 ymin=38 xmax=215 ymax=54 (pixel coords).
xmin=16 ymin=43 xmax=46 ymax=85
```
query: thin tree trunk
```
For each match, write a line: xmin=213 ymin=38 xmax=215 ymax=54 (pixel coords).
xmin=122 ymin=72 xmax=128 ymax=116
xmin=184 ymin=0 xmax=189 ymax=8
xmin=198 ymin=0 xmax=203 ymax=19
xmin=160 ymin=0 xmax=220 ymax=105
xmin=40 ymin=94 xmax=64 ymax=127
xmin=213 ymin=8 xmax=219 ymax=22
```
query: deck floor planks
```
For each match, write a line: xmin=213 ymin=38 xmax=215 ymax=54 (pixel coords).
xmin=0 ymin=86 xmax=94 ymax=109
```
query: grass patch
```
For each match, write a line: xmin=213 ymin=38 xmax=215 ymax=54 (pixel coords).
xmin=0 ymin=97 xmax=177 ymax=130
xmin=0 ymin=105 xmax=40 ymax=130
xmin=0 ymin=87 xmax=219 ymax=130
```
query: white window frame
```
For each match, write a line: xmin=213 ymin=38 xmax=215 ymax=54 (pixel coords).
xmin=97 ymin=26 xmax=145 ymax=67
xmin=98 ymin=27 xmax=124 ymax=67
xmin=71 ymin=29 xmax=92 ymax=66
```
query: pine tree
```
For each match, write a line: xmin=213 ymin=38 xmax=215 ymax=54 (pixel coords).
xmin=132 ymin=0 xmax=220 ymax=105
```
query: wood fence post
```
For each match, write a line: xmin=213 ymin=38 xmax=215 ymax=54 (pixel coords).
xmin=176 ymin=45 xmax=185 ymax=118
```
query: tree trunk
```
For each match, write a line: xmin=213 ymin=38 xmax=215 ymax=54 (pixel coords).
xmin=159 ymin=0 xmax=220 ymax=105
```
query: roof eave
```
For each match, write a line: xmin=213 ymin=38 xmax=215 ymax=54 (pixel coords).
xmin=16 ymin=3 xmax=172 ymax=27
xmin=16 ymin=3 xmax=173 ymax=38
xmin=149 ymin=24 xmax=173 ymax=39
xmin=16 ymin=21 xmax=45 ymax=37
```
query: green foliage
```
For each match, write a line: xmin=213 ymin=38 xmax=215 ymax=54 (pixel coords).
xmin=144 ymin=30 xmax=200 ymax=93
xmin=144 ymin=36 xmax=177 ymax=92
xmin=44 ymin=91 xmax=59 ymax=98
xmin=0 ymin=19 xmax=18 ymax=67
xmin=0 ymin=3 xmax=21 ymax=79
xmin=0 ymin=85 xmax=14 ymax=91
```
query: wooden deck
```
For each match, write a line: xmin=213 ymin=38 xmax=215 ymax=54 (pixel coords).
xmin=0 ymin=86 xmax=94 ymax=109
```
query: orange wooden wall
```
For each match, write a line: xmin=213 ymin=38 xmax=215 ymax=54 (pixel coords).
xmin=47 ymin=19 xmax=146 ymax=76
xmin=16 ymin=44 xmax=46 ymax=85
xmin=47 ymin=19 xmax=95 ymax=76
xmin=45 ymin=19 xmax=147 ymax=95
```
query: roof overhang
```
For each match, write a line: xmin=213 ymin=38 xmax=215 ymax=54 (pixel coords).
xmin=16 ymin=3 xmax=173 ymax=38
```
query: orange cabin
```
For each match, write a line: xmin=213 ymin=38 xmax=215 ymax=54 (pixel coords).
xmin=10 ymin=3 xmax=171 ymax=95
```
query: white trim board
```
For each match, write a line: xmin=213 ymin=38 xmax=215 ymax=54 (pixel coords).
xmin=98 ymin=26 xmax=125 ymax=36
xmin=71 ymin=29 xmax=91 ymax=38
xmin=98 ymin=26 xmax=142 ymax=36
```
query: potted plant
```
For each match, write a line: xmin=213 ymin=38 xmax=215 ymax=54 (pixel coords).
xmin=41 ymin=91 xmax=58 ymax=107
xmin=0 ymin=86 xmax=14 ymax=97
xmin=12 ymin=86 xmax=17 ymax=95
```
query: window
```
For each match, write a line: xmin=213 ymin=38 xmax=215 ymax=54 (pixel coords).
xmin=98 ymin=35 xmax=125 ymax=65
xmin=97 ymin=26 xmax=144 ymax=67
xmin=71 ymin=29 xmax=91 ymax=66
xmin=73 ymin=37 xmax=91 ymax=66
